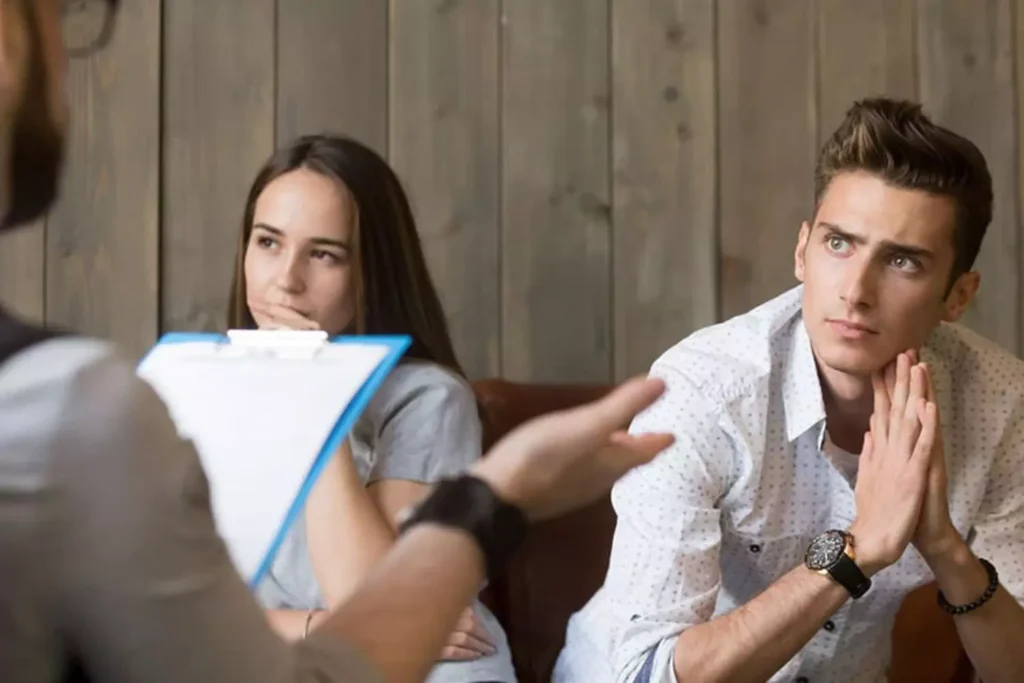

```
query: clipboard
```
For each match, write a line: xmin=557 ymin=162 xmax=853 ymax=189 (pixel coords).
xmin=135 ymin=329 xmax=411 ymax=588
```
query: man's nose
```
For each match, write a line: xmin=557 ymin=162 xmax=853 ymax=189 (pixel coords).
xmin=841 ymin=258 xmax=876 ymax=308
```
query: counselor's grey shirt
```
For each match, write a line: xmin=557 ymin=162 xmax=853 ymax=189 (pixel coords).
xmin=256 ymin=362 xmax=517 ymax=683
xmin=0 ymin=337 xmax=379 ymax=683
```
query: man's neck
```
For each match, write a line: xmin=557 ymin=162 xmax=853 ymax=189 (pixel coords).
xmin=818 ymin=366 xmax=873 ymax=454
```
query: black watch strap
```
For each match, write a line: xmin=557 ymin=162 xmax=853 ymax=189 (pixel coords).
xmin=829 ymin=553 xmax=872 ymax=599
xmin=397 ymin=475 xmax=529 ymax=580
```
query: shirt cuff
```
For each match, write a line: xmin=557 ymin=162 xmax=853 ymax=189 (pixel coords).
xmin=633 ymin=637 xmax=678 ymax=683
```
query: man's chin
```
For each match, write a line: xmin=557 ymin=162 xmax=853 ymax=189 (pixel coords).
xmin=815 ymin=344 xmax=889 ymax=378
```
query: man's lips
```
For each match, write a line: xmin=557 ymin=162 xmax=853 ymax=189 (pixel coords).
xmin=827 ymin=319 xmax=878 ymax=339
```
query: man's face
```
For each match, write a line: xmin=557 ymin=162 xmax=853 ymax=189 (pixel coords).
xmin=0 ymin=0 xmax=69 ymax=231
xmin=795 ymin=170 xmax=979 ymax=378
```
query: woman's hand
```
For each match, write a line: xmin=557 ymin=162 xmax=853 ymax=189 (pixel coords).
xmin=439 ymin=607 xmax=496 ymax=661
xmin=248 ymin=300 xmax=321 ymax=331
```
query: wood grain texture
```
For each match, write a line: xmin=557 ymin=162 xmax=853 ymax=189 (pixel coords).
xmin=817 ymin=0 xmax=917 ymax=140
xmin=919 ymin=0 xmax=1019 ymax=354
xmin=162 ymin=0 xmax=275 ymax=334
xmin=1019 ymin=0 xmax=1024 ymax=356
xmin=46 ymin=0 xmax=161 ymax=357
xmin=718 ymin=0 xmax=818 ymax=320
xmin=389 ymin=0 xmax=501 ymax=379
xmin=277 ymin=0 xmax=388 ymax=153
xmin=501 ymin=0 xmax=612 ymax=382
xmin=0 ymin=220 xmax=44 ymax=322
xmin=611 ymin=0 xmax=717 ymax=380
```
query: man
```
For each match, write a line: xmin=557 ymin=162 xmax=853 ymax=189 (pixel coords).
xmin=0 ymin=2 xmax=675 ymax=682
xmin=554 ymin=97 xmax=1024 ymax=683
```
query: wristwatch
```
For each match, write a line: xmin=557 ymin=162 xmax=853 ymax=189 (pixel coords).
xmin=396 ymin=474 xmax=529 ymax=580
xmin=804 ymin=529 xmax=872 ymax=598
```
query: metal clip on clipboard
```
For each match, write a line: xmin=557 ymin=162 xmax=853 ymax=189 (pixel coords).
xmin=216 ymin=329 xmax=331 ymax=360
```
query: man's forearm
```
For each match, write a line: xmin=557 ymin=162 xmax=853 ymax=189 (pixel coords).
xmin=927 ymin=541 xmax=1024 ymax=683
xmin=672 ymin=564 xmax=850 ymax=682
xmin=313 ymin=523 xmax=486 ymax=683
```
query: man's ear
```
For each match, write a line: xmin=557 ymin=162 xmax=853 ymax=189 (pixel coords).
xmin=942 ymin=270 xmax=980 ymax=322
xmin=794 ymin=221 xmax=811 ymax=282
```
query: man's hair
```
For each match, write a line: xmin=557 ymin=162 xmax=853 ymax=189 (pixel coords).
xmin=814 ymin=97 xmax=993 ymax=280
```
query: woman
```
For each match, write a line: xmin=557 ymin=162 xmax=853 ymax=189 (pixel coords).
xmin=226 ymin=133 xmax=517 ymax=683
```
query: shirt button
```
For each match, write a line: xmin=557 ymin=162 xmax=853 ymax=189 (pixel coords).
xmin=749 ymin=544 xmax=761 ymax=553
xmin=823 ymin=620 xmax=835 ymax=632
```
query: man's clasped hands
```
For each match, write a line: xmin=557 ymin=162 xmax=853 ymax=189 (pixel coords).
xmin=850 ymin=350 xmax=961 ymax=579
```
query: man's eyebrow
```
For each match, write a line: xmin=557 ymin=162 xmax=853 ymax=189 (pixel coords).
xmin=251 ymin=223 xmax=350 ymax=251
xmin=817 ymin=221 xmax=934 ymax=260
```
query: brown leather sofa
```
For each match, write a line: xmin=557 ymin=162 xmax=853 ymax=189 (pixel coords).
xmin=471 ymin=379 xmax=975 ymax=683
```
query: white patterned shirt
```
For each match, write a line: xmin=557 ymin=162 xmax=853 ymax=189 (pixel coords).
xmin=553 ymin=285 xmax=1024 ymax=683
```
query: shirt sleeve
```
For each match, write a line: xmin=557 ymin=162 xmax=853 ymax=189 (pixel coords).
xmin=599 ymin=361 xmax=735 ymax=683
xmin=966 ymin=398 xmax=1024 ymax=604
xmin=365 ymin=366 xmax=482 ymax=484
xmin=42 ymin=346 xmax=382 ymax=683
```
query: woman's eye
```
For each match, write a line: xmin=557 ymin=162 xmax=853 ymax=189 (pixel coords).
xmin=311 ymin=249 xmax=339 ymax=263
xmin=256 ymin=236 xmax=275 ymax=249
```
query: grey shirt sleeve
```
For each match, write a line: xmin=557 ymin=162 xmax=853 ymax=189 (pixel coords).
xmin=8 ymin=338 xmax=381 ymax=683
xmin=363 ymin=362 xmax=482 ymax=485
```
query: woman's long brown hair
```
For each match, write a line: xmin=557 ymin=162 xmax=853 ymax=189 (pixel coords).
xmin=227 ymin=133 xmax=466 ymax=379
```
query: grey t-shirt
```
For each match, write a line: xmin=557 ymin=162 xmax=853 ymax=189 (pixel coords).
xmin=0 ymin=337 xmax=379 ymax=683
xmin=256 ymin=361 xmax=517 ymax=683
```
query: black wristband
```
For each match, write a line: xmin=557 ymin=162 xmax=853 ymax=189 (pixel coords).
xmin=937 ymin=558 xmax=999 ymax=615
xmin=396 ymin=475 xmax=529 ymax=580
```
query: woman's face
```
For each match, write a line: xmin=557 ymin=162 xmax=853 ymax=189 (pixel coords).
xmin=244 ymin=168 xmax=357 ymax=334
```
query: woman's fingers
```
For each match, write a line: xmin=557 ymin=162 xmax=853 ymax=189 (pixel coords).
xmin=440 ymin=609 xmax=496 ymax=660
xmin=440 ymin=645 xmax=485 ymax=661
xmin=249 ymin=301 xmax=321 ymax=330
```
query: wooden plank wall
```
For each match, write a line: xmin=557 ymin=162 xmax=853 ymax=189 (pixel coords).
xmin=1 ymin=0 xmax=1022 ymax=381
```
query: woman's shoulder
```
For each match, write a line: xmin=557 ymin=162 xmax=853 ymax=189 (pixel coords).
xmin=365 ymin=359 xmax=477 ymax=425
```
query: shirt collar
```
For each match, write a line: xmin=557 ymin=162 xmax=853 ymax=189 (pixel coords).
xmin=780 ymin=315 xmax=955 ymax=448
xmin=781 ymin=317 xmax=828 ymax=443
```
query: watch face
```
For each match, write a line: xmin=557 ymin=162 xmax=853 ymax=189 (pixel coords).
xmin=806 ymin=530 xmax=846 ymax=570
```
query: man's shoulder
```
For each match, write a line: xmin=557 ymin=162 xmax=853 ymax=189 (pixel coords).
xmin=931 ymin=322 xmax=1024 ymax=403
xmin=0 ymin=335 xmax=171 ymax=462
xmin=650 ymin=291 xmax=799 ymax=407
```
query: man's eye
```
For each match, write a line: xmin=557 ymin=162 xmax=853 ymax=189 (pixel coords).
xmin=827 ymin=235 xmax=849 ymax=252
xmin=890 ymin=254 xmax=920 ymax=272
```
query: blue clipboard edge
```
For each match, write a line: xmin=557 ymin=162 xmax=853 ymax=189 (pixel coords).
xmin=138 ymin=331 xmax=412 ymax=589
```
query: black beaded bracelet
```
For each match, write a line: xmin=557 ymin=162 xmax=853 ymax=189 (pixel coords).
xmin=937 ymin=558 xmax=999 ymax=615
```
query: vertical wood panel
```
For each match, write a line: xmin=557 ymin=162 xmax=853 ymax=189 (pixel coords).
xmin=389 ymin=0 xmax=501 ymax=379
xmin=0 ymin=220 xmax=44 ymax=321
xmin=46 ymin=0 xmax=161 ymax=357
xmin=502 ymin=0 xmax=612 ymax=382
xmin=818 ymin=0 xmax=917 ymax=140
xmin=1018 ymin=0 xmax=1024 ymax=355
xmin=718 ymin=0 xmax=817 ymax=320
xmin=919 ymin=0 xmax=1019 ymax=354
xmin=162 ymin=0 xmax=276 ymax=334
xmin=277 ymin=0 xmax=388 ymax=153
xmin=611 ymin=0 xmax=717 ymax=380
